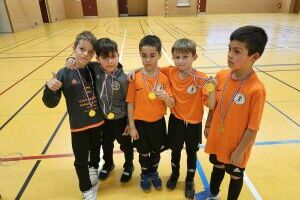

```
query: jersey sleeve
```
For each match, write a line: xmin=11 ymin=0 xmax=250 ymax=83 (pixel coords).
xmin=126 ymin=81 xmax=136 ymax=103
xmin=248 ymin=88 xmax=266 ymax=131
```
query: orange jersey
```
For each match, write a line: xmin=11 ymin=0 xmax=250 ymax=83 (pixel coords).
xmin=160 ymin=66 xmax=208 ymax=124
xmin=205 ymin=69 xmax=266 ymax=168
xmin=126 ymin=70 xmax=173 ymax=122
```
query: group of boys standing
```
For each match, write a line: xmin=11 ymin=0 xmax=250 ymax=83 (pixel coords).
xmin=43 ymin=25 xmax=267 ymax=200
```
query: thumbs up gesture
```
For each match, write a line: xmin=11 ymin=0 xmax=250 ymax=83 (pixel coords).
xmin=46 ymin=72 xmax=62 ymax=92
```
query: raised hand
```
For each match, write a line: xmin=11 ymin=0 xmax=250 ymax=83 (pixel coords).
xmin=46 ymin=72 xmax=62 ymax=92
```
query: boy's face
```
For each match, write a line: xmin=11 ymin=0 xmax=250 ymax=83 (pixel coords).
xmin=172 ymin=51 xmax=197 ymax=72
xmin=139 ymin=46 xmax=161 ymax=71
xmin=227 ymin=40 xmax=259 ymax=70
xmin=96 ymin=51 xmax=119 ymax=73
xmin=73 ymin=40 xmax=95 ymax=67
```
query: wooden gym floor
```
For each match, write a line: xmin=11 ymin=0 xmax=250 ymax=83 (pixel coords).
xmin=0 ymin=13 xmax=299 ymax=199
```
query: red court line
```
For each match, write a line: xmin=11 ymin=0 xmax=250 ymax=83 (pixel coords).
xmin=0 ymin=44 xmax=73 ymax=96
xmin=0 ymin=150 xmax=125 ymax=162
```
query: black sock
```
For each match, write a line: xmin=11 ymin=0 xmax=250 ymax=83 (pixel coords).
xmin=210 ymin=167 xmax=225 ymax=195
xmin=171 ymin=150 xmax=181 ymax=176
xmin=227 ymin=177 xmax=243 ymax=200
xmin=186 ymin=150 xmax=196 ymax=182
xmin=139 ymin=154 xmax=150 ymax=175
xmin=150 ymin=152 xmax=160 ymax=172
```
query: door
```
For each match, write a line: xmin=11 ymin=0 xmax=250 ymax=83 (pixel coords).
xmin=39 ymin=0 xmax=49 ymax=23
xmin=294 ymin=0 xmax=300 ymax=13
xmin=118 ymin=0 xmax=128 ymax=16
xmin=199 ymin=0 xmax=207 ymax=12
xmin=81 ymin=0 xmax=98 ymax=16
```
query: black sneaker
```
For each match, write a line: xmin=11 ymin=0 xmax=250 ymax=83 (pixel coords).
xmin=120 ymin=165 xmax=134 ymax=183
xmin=185 ymin=180 xmax=195 ymax=199
xmin=98 ymin=164 xmax=115 ymax=180
xmin=166 ymin=173 xmax=179 ymax=190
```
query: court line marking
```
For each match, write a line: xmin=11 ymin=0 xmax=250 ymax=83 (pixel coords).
xmin=119 ymin=29 xmax=127 ymax=62
xmin=0 ymin=22 xmax=76 ymax=52
xmin=0 ymin=86 xmax=44 ymax=131
xmin=0 ymin=44 xmax=73 ymax=96
xmin=2 ymin=139 xmax=300 ymax=162
xmin=265 ymin=101 xmax=300 ymax=127
xmin=15 ymin=112 xmax=67 ymax=200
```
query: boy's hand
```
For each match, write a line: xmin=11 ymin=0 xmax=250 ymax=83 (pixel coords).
xmin=122 ymin=124 xmax=130 ymax=136
xmin=230 ymin=148 xmax=243 ymax=166
xmin=46 ymin=72 xmax=62 ymax=92
xmin=65 ymin=57 xmax=76 ymax=69
xmin=127 ymin=70 xmax=136 ymax=82
xmin=204 ymin=127 xmax=210 ymax=138
xmin=155 ymin=89 xmax=168 ymax=101
xmin=205 ymin=76 xmax=217 ymax=93
xmin=129 ymin=126 xmax=139 ymax=140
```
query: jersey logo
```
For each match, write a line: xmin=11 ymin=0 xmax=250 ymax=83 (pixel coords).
xmin=71 ymin=79 xmax=77 ymax=85
xmin=112 ymin=81 xmax=120 ymax=90
xmin=156 ymin=84 xmax=163 ymax=91
xmin=233 ymin=168 xmax=241 ymax=173
xmin=187 ymin=85 xmax=197 ymax=94
xmin=234 ymin=93 xmax=245 ymax=105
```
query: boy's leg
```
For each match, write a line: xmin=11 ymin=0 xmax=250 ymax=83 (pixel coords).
xmin=226 ymin=164 xmax=245 ymax=200
xmin=184 ymin=122 xmax=201 ymax=199
xmin=135 ymin=120 xmax=151 ymax=191
xmin=115 ymin=117 xmax=134 ymax=182
xmin=89 ymin=126 xmax=102 ymax=169
xmin=99 ymin=121 xmax=115 ymax=180
xmin=209 ymin=155 xmax=226 ymax=197
xmin=88 ymin=126 xmax=102 ymax=190
xmin=185 ymin=122 xmax=201 ymax=182
xmin=167 ymin=114 xmax=185 ymax=182
xmin=149 ymin=118 xmax=167 ymax=189
xmin=71 ymin=131 xmax=92 ymax=192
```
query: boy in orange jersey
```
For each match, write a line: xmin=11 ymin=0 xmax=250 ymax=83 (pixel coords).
xmin=198 ymin=26 xmax=268 ymax=200
xmin=126 ymin=35 xmax=175 ymax=192
xmin=128 ymin=38 xmax=216 ymax=199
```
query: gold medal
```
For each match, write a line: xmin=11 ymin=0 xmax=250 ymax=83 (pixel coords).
xmin=205 ymin=82 xmax=215 ymax=93
xmin=148 ymin=92 xmax=156 ymax=100
xmin=107 ymin=112 xmax=115 ymax=120
xmin=219 ymin=123 xmax=224 ymax=133
xmin=89 ymin=109 xmax=96 ymax=117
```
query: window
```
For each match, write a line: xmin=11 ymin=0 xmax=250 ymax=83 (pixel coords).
xmin=177 ymin=0 xmax=191 ymax=7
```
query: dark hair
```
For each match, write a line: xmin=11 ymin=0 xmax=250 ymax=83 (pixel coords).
xmin=74 ymin=31 xmax=97 ymax=49
xmin=172 ymin=38 xmax=196 ymax=56
xmin=230 ymin=26 xmax=268 ymax=56
xmin=139 ymin=35 xmax=162 ymax=53
xmin=96 ymin=38 xmax=118 ymax=58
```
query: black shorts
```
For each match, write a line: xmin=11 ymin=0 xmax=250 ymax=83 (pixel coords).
xmin=134 ymin=117 xmax=167 ymax=154
xmin=167 ymin=114 xmax=202 ymax=152
xmin=209 ymin=154 xmax=245 ymax=178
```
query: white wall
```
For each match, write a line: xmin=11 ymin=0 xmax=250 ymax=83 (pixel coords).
xmin=0 ymin=0 xmax=12 ymax=33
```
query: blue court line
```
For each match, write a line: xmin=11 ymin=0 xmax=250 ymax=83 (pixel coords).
xmin=196 ymin=158 xmax=210 ymax=190
xmin=198 ymin=139 xmax=300 ymax=149
xmin=254 ymin=139 xmax=300 ymax=146
xmin=195 ymin=138 xmax=300 ymax=199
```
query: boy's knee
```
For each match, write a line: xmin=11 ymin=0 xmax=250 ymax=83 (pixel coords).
xmin=230 ymin=175 xmax=241 ymax=180
xmin=214 ymin=164 xmax=225 ymax=169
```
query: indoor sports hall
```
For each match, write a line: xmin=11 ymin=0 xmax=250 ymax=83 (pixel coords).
xmin=0 ymin=0 xmax=299 ymax=199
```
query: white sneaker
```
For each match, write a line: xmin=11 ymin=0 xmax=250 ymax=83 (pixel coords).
xmin=89 ymin=167 xmax=99 ymax=186
xmin=83 ymin=189 xmax=96 ymax=200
